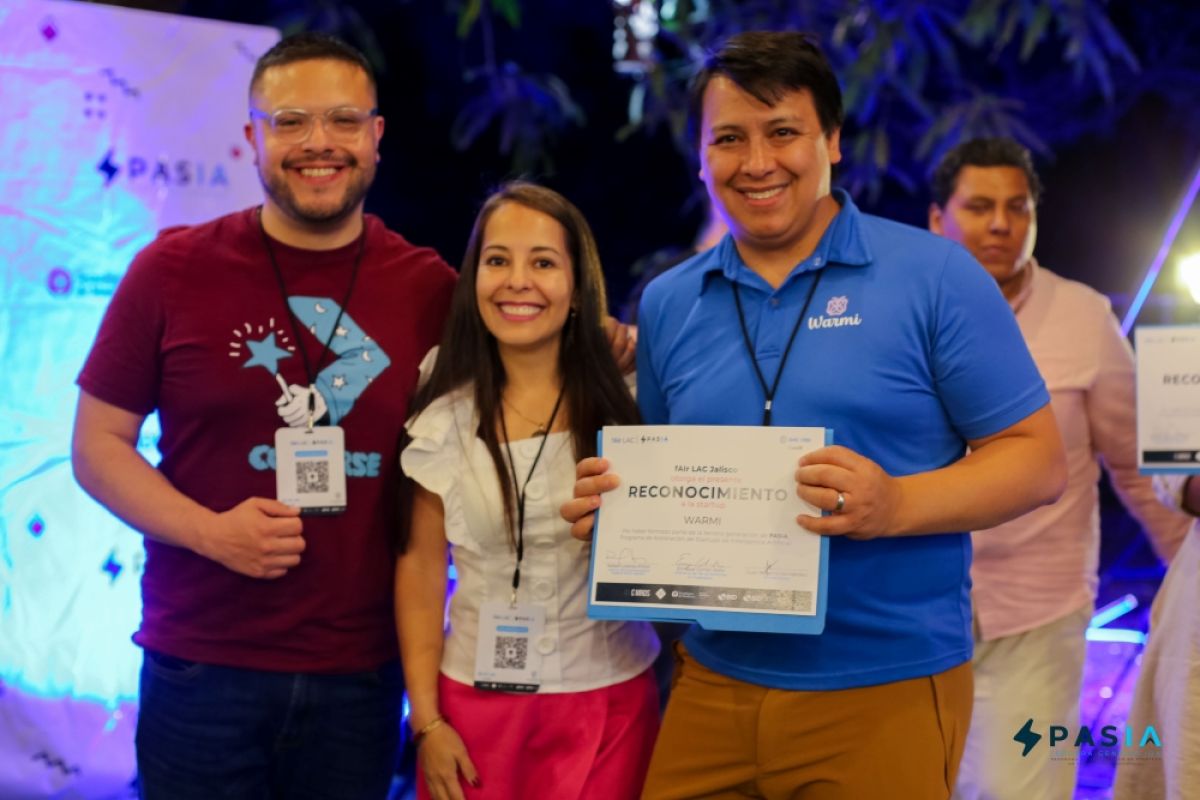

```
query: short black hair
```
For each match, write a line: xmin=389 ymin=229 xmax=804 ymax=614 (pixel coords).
xmin=930 ymin=137 xmax=1043 ymax=207
xmin=687 ymin=31 xmax=844 ymax=147
xmin=250 ymin=32 xmax=376 ymax=98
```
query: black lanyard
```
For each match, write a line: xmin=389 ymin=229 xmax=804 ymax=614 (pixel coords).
xmin=731 ymin=268 xmax=824 ymax=426
xmin=499 ymin=385 xmax=566 ymax=606
xmin=257 ymin=207 xmax=366 ymax=428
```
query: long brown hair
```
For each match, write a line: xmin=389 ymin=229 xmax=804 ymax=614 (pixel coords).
xmin=407 ymin=181 xmax=640 ymax=548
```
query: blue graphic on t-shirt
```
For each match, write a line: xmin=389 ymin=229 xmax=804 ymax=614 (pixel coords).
xmin=286 ymin=295 xmax=390 ymax=425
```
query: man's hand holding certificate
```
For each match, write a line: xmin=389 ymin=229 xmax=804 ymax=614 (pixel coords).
xmin=584 ymin=425 xmax=830 ymax=634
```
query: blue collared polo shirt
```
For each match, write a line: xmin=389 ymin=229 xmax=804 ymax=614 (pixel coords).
xmin=636 ymin=190 xmax=1049 ymax=690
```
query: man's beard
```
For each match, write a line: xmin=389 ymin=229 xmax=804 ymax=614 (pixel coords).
xmin=261 ymin=155 xmax=373 ymax=227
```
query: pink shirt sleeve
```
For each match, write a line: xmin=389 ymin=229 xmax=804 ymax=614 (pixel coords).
xmin=1088 ymin=306 xmax=1193 ymax=562
xmin=971 ymin=265 xmax=1193 ymax=640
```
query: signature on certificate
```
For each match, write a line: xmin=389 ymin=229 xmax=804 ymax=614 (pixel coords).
xmin=606 ymin=548 xmax=649 ymax=567
xmin=748 ymin=559 xmax=803 ymax=579
xmin=675 ymin=553 xmax=727 ymax=572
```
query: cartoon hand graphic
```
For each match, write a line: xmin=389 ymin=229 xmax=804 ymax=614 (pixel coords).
xmin=275 ymin=379 xmax=329 ymax=428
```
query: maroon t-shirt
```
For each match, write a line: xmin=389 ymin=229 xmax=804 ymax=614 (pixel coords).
xmin=78 ymin=208 xmax=456 ymax=672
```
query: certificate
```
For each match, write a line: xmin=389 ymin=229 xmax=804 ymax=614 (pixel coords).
xmin=587 ymin=425 xmax=830 ymax=634
xmin=1136 ymin=325 xmax=1200 ymax=473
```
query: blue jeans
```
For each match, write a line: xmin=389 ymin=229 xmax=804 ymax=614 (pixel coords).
xmin=136 ymin=650 xmax=403 ymax=800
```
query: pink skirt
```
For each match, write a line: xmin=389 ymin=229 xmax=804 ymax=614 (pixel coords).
xmin=417 ymin=669 xmax=660 ymax=800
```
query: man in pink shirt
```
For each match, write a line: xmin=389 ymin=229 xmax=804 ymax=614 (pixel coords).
xmin=929 ymin=137 xmax=1192 ymax=800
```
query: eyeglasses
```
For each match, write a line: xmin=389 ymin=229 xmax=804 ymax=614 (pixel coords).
xmin=249 ymin=107 xmax=379 ymax=143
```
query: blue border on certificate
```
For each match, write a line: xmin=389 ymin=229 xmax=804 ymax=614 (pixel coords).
xmin=1136 ymin=323 xmax=1200 ymax=474
xmin=585 ymin=428 xmax=831 ymax=634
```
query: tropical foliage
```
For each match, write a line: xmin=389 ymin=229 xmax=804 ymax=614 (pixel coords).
xmin=610 ymin=0 xmax=1186 ymax=199
xmin=245 ymin=0 xmax=1199 ymax=198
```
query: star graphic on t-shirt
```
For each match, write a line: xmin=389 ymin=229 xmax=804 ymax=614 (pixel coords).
xmin=228 ymin=319 xmax=293 ymax=361
xmin=243 ymin=332 xmax=293 ymax=374
xmin=332 ymin=375 xmax=347 ymax=389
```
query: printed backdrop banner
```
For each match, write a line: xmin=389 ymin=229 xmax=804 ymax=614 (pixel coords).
xmin=0 ymin=2 xmax=277 ymax=796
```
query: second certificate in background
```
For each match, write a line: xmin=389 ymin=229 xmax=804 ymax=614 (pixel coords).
xmin=1135 ymin=325 xmax=1200 ymax=472
xmin=588 ymin=425 xmax=830 ymax=634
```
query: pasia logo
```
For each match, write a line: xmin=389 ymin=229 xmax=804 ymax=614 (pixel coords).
xmin=1013 ymin=718 xmax=1161 ymax=757
xmin=96 ymin=148 xmax=233 ymax=188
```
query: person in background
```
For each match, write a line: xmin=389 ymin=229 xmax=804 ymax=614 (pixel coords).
xmin=928 ymin=137 xmax=1191 ymax=800
xmin=563 ymin=31 xmax=1066 ymax=799
xmin=396 ymin=182 xmax=660 ymax=800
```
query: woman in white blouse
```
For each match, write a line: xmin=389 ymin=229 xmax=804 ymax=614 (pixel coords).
xmin=395 ymin=182 xmax=660 ymax=800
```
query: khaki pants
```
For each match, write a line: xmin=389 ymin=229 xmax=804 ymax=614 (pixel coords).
xmin=642 ymin=644 xmax=973 ymax=799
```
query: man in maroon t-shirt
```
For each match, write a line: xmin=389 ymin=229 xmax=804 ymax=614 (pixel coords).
xmin=73 ymin=33 xmax=456 ymax=798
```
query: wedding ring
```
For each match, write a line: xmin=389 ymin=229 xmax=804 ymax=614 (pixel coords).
xmin=834 ymin=492 xmax=846 ymax=513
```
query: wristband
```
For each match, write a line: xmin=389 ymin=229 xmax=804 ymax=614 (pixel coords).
xmin=413 ymin=714 xmax=448 ymax=747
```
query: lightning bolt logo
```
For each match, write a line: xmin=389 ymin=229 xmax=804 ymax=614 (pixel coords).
xmin=1013 ymin=718 xmax=1042 ymax=757
xmin=97 ymin=148 xmax=119 ymax=186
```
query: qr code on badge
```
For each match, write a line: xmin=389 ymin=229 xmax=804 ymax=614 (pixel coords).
xmin=493 ymin=635 xmax=527 ymax=670
xmin=295 ymin=461 xmax=329 ymax=494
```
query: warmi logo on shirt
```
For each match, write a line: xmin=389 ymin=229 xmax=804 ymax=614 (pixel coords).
xmin=807 ymin=295 xmax=862 ymax=330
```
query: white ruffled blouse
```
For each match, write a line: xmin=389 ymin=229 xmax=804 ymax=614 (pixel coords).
xmin=401 ymin=385 xmax=660 ymax=693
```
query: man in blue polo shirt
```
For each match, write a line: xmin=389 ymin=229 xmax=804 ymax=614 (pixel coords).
xmin=563 ymin=31 xmax=1066 ymax=799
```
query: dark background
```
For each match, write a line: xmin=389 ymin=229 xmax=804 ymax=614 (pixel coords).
xmin=104 ymin=0 xmax=1200 ymax=318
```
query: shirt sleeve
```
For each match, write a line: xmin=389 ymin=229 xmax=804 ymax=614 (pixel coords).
xmin=401 ymin=391 xmax=471 ymax=545
xmin=76 ymin=240 xmax=169 ymax=416
xmin=415 ymin=346 xmax=438 ymax=391
xmin=931 ymin=246 xmax=1050 ymax=440
xmin=1086 ymin=300 xmax=1193 ymax=562
xmin=635 ymin=294 xmax=669 ymax=425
